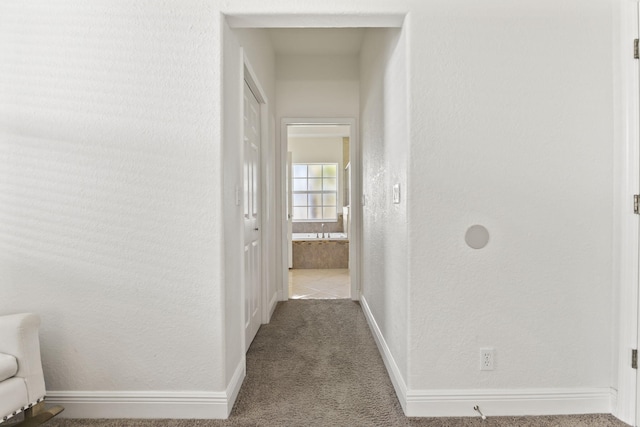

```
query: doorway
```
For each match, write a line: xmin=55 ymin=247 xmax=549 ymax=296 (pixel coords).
xmin=224 ymin=16 xmax=405 ymax=376
xmin=285 ymin=123 xmax=353 ymax=299
xmin=280 ymin=118 xmax=360 ymax=301
xmin=223 ymin=15 xmax=410 ymax=417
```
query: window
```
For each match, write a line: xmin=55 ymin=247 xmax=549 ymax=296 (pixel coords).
xmin=292 ymin=163 xmax=338 ymax=221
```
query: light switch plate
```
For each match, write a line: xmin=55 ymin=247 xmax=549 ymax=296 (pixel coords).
xmin=393 ymin=184 xmax=401 ymax=204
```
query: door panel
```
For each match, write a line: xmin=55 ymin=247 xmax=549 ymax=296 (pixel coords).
xmin=287 ymin=151 xmax=293 ymax=269
xmin=244 ymin=80 xmax=261 ymax=351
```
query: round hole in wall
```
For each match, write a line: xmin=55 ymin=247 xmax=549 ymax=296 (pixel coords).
xmin=465 ymin=225 xmax=490 ymax=250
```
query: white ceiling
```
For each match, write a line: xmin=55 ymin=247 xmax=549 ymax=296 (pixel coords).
xmin=267 ymin=28 xmax=366 ymax=56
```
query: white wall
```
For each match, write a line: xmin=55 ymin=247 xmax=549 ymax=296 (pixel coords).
xmin=221 ymin=20 xmax=245 ymax=407
xmin=406 ymin=0 xmax=615 ymax=413
xmin=359 ymin=26 xmax=409 ymax=387
xmin=288 ymin=136 xmax=345 ymax=213
xmin=276 ymin=55 xmax=359 ymax=119
xmin=0 ymin=0 xmax=224 ymax=406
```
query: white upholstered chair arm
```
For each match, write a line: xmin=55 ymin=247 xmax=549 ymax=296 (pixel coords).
xmin=0 ymin=313 xmax=46 ymax=403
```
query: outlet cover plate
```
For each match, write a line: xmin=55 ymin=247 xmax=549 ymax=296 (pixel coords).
xmin=480 ymin=348 xmax=495 ymax=371
xmin=393 ymin=184 xmax=401 ymax=204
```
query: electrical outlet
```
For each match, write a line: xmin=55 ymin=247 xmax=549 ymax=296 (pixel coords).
xmin=480 ymin=348 xmax=495 ymax=371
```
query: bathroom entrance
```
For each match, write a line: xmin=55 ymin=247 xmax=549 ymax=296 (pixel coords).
xmin=283 ymin=119 xmax=359 ymax=300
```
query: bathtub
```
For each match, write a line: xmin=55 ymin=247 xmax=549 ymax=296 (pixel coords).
xmin=291 ymin=233 xmax=349 ymax=268
xmin=292 ymin=232 xmax=348 ymax=241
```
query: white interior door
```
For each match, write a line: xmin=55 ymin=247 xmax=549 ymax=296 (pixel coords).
xmin=244 ymin=80 xmax=262 ymax=351
xmin=287 ymin=151 xmax=293 ymax=269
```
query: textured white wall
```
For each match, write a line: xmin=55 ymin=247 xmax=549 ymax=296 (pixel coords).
xmin=360 ymin=27 xmax=409 ymax=381
xmin=0 ymin=0 xmax=224 ymax=391
xmin=221 ymin=20 xmax=244 ymax=395
xmin=276 ymin=55 xmax=359 ymax=119
xmin=407 ymin=0 xmax=614 ymax=391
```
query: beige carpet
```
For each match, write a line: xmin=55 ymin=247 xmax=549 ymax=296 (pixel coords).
xmin=46 ymin=300 xmax=628 ymax=427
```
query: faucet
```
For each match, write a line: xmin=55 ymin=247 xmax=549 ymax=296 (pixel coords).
xmin=321 ymin=223 xmax=325 ymax=238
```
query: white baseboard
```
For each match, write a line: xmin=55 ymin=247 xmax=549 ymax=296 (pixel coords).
xmin=610 ymin=388 xmax=618 ymax=420
xmin=45 ymin=390 xmax=230 ymax=419
xmin=359 ymin=296 xmax=615 ymax=419
xmin=226 ymin=355 xmax=246 ymax=415
xmin=47 ymin=358 xmax=246 ymax=419
xmin=359 ymin=296 xmax=408 ymax=413
xmin=268 ymin=291 xmax=278 ymax=321
xmin=405 ymin=387 xmax=615 ymax=418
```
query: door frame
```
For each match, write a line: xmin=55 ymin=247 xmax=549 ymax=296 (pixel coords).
xmin=616 ymin=1 xmax=640 ymax=425
xmin=225 ymin=11 xmax=405 ymax=358
xmin=280 ymin=117 xmax=361 ymax=301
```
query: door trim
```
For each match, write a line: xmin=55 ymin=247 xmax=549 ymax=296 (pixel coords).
xmin=616 ymin=1 xmax=640 ymax=425
xmin=280 ymin=117 xmax=360 ymax=301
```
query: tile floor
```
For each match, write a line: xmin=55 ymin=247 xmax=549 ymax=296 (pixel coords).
xmin=288 ymin=268 xmax=351 ymax=299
